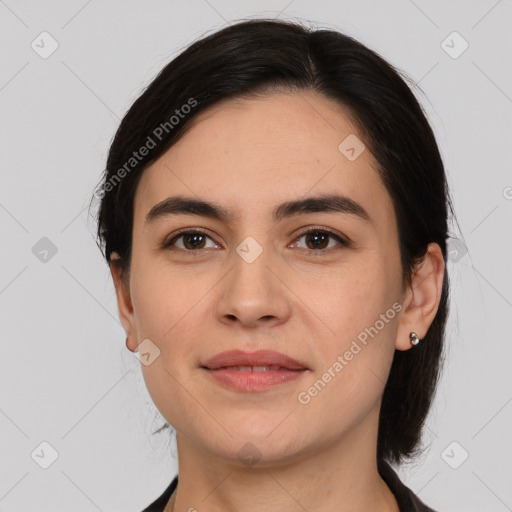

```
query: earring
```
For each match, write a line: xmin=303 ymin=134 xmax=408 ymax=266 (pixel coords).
xmin=409 ymin=332 xmax=421 ymax=346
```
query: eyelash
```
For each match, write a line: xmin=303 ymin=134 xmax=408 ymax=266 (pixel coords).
xmin=161 ymin=227 xmax=351 ymax=256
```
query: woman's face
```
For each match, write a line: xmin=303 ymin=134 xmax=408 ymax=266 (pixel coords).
xmin=113 ymin=91 xmax=419 ymax=466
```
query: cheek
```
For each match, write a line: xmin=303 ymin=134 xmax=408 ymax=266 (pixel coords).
xmin=293 ymin=260 xmax=398 ymax=398
xmin=296 ymin=315 xmax=396 ymax=437
xmin=132 ymin=269 xmax=209 ymax=429
xmin=130 ymin=260 xmax=205 ymax=339
xmin=291 ymin=255 xmax=388 ymax=339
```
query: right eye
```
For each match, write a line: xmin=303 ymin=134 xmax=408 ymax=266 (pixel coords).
xmin=162 ymin=229 xmax=220 ymax=252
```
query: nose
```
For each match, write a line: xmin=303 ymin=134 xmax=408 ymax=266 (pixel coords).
xmin=214 ymin=240 xmax=292 ymax=329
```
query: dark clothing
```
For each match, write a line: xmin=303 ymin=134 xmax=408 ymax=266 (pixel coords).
xmin=141 ymin=459 xmax=437 ymax=512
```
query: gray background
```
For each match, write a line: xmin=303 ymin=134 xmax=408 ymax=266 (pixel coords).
xmin=1 ymin=0 xmax=511 ymax=510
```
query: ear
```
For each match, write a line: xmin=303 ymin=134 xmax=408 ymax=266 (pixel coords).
xmin=395 ymin=242 xmax=445 ymax=351
xmin=110 ymin=253 xmax=139 ymax=352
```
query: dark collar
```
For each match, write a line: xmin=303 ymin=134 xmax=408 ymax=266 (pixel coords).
xmin=141 ymin=460 xmax=437 ymax=512
xmin=378 ymin=459 xmax=438 ymax=511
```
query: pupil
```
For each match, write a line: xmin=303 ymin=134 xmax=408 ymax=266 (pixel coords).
xmin=185 ymin=234 xmax=205 ymax=249
xmin=308 ymin=232 xmax=328 ymax=249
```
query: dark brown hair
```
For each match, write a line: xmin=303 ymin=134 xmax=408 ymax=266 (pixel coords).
xmin=91 ymin=18 xmax=459 ymax=465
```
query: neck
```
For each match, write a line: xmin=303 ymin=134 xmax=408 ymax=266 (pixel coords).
xmin=165 ymin=406 xmax=399 ymax=512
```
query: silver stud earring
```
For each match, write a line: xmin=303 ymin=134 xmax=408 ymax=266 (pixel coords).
xmin=409 ymin=332 xmax=421 ymax=346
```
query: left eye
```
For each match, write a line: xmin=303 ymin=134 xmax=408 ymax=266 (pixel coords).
xmin=290 ymin=229 xmax=348 ymax=252
xmin=163 ymin=229 xmax=349 ymax=253
xmin=164 ymin=230 xmax=218 ymax=251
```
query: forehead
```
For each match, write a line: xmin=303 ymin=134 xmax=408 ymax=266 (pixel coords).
xmin=134 ymin=91 xmax=394 ymax=232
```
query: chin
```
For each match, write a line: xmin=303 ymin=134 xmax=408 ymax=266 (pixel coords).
xmin=217 ymin=431 xmax=311 ymax=468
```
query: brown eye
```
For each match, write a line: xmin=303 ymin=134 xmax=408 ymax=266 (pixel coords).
xmin=290 ymin=229 xmax=350 ymax=253
xmin=180 ymin=233 xmax=207 ymax=250
xmin=163 ymin=230 xmax=218 ymax=251
xmin=304 ymin=231 xmax=330 ymax=250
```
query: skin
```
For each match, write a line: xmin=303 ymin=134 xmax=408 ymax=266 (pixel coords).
xmin=110 ymin=90 xmax=445 ymax=512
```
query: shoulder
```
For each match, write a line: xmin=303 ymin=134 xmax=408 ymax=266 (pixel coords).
xmin=378 ymin=459 xmax=438 ymax=512
xmin=140 ymin=475 xmax=178 ymax=512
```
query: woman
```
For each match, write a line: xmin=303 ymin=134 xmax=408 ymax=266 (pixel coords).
xmin=93 ymin=18 xmax=455 ymax=512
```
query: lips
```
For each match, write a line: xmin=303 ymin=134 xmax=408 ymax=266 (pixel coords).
xmin=202 ymin=349 xmax=308 ymax=392
xmin=218 ymin=365 xmax=282 ymax=372
xmin=202 ymin=349 xmax=308 ymax=371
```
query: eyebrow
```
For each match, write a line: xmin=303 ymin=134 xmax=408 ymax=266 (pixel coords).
xmin=144 ymin=193 xmax=373 ymax=226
